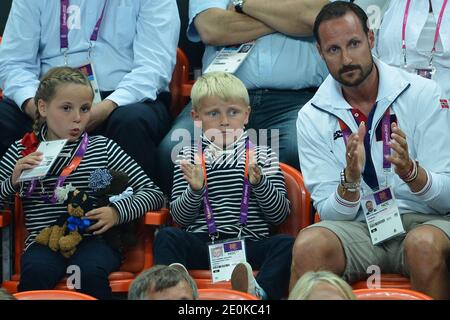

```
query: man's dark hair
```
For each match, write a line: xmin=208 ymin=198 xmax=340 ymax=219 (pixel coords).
xmin=313 ymin=1 xmax=369 ymax=44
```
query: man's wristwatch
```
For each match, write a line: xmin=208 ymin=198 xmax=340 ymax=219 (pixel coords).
xmin=340 ymin=169 xmax=360 ymax=192
xmin=232 ymin=0 xmax=246 ymax=13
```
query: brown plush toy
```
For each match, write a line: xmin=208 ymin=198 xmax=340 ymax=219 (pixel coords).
xmin=35 ymin=189 xmax=94 ymax=258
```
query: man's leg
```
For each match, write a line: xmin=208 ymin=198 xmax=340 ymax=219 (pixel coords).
xmin=247 ymin=89 xmax=316 ymax=171
xmin=155 ymin=104 xmax=195 ymax=196
xmin=100 ymin=99 xmax=172 ymax=185
xmin=404 ymin=225 xmax=450 ymax=300
xmin=290 ymin=226 xmax=346 ymax=291
xmin=0 ymin=99 xmax=32 ymax=158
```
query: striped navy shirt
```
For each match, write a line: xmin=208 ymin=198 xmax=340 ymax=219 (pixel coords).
xmin=0 ymin=127 xmax=165 ymax=250
xmin=170 ymin=132 xmax=290 ymax=241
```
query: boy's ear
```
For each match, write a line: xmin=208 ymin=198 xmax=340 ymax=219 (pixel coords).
xmin=244 ymin=105 xmax=251 ymax=126
xmin=37 ymin=99 xmax=47 ymax=117
xmin=191 ymin=109 xmax=202 ymax=128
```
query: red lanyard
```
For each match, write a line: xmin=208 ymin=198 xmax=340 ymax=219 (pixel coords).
xmin=402 ymin=0 xmax=448 ymax=66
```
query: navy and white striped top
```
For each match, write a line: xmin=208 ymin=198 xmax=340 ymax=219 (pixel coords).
xmin=0 ymin=127 xmax=165 ymax=250
xmin=170 ymin=132 xmax=290 ymax=241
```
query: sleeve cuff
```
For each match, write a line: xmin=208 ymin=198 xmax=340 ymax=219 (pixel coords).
xmin=251 ymin=175 xmax=268 ymax=192
xmin=106 ymin=88 xmax=149 ymax=107
xmin=111 ymin=202 xmax=126 ymax=224
xmin=187 ymin=185 xmax=205 ymax=198
xmin=14 ymin=88 xmax=38 ymax=111
xmin=411 ymin=169 xmax=436 ymax=199
xmin=3 ymin=177 xmax=18 ymax=196
xmin=331 ymin=190 xmax=361 ymax=215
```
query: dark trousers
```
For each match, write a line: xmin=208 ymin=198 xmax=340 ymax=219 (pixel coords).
xmin=18 ymin=237 xmax=121 ymax=300
xmin=153 ymin=227 xmax=294 ymax=299
xmin=0 ymin=96 xmax=171 ymax=185
xmin=155 ymin=88 xmax=316 ymax=195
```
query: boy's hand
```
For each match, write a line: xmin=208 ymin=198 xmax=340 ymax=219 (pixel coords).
xmin=249 ymin=164 xmax=262 ymax=185
xmin=248 ymin=150 xmax=262 ymax=185
xmin=181 ymin=158 xmax=205 ymax=191
xmin=12 ymin=151 xmax=43 ymax=188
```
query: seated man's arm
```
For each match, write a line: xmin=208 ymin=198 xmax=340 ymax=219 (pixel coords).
xmin=297 ymin=109 xmax=361 ymax=221
xmin=193 ymin=8 xmax=274 ymax=46
xmin=403 ymin=82 xmax=450 ymax=213
xmin=0 ymin=0 xmax=41 ymax=116
xmin=240 ymin=0 xmax=329 ymax=37
xmin=106 ymin=0 xmax=180 ymax=106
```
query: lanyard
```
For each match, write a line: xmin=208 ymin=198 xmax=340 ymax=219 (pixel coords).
xmin=402 ymin=0 xmax=448 ymax=66
xmin=60 ymin=0 xmax=108 ymax=63
xmin=25 ymin=133 xmax=89 ymax=203
xmin=200 ymin=138 xmax=252 ymax=239
xmin=338 ymin=105 xmax=391 ymax=190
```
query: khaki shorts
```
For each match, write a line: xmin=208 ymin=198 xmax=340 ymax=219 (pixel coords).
xmin=309 ymin=213 xmax=450 ymax=283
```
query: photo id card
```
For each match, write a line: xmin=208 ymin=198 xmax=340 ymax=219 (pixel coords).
xmin=204 ymin=42 xmax=255 ymax=74
xmin=362 ymin=187 xmax=405 ymax=245
xmin=402 ymin=64 xmax=436 ymax=80
xmin=77 ymin=62 xmax=102 ymax=104
xmin=208 ymin=238 xmax=246 ymax=283
xmin=18 ymin=139 xmax=68 ymax=182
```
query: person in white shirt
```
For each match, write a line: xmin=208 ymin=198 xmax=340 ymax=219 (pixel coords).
xmin=377 ymin=0 xmax=450 ymax=99
xmin=291 ymin=1 xmax=450 ymax=300
xmin=0 ymin=0 xmax=180 ymax=182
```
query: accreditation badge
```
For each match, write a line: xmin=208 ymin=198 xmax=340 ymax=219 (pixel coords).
xmin=77 ymin=62 xmax=102 ymax=104
xmin=362 ymin=186 xmax=405 ymax=245
xmin=402 ymin=64 xmax=436 ymax=80
xmin=208 ymin=238 xmax=246 ymax=283
xmin=204 ymin=42 xmax=255 ymax=74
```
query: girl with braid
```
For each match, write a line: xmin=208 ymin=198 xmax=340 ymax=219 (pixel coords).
xmin=0 ymin=67 xmax=165 ymax=299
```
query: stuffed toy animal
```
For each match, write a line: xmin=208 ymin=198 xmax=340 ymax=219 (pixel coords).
xmin=35 ymin=169 xmax=136 ymax=258
xmin=35 ymin=189 xmax=94 ymax=258
xmin=89 ymin=169 xmax=137 ymax=251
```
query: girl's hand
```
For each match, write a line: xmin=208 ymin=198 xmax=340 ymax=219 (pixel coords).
xmin=12 ymin=151 xmax=43 ymax=187
xmin=85 ymin=206 xmax=119 ymax=235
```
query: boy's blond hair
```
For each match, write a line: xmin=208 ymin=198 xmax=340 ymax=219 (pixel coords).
xmin=288 ymin=271 xmax=356 ymax=300
xmin=191 ymin=72 xmax=249 ymax=111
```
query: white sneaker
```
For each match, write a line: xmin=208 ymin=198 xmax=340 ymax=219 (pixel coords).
xmin=231 ymin=262 xmax=266 ymax=299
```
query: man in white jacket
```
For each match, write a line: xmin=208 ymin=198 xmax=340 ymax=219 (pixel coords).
xmin=292 ymin=1 xmax=450 ymax=299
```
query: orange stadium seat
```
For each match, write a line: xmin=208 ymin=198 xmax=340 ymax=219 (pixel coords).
xmin=169 ymin=47 xmax=194 ymax=118
xmin=354 ymin=288 xmax=432 ymax=300
xmin=1 ymin=193 xmax=168 ymax=294
xmin=14 ymin=289 xmax=97 ymax=300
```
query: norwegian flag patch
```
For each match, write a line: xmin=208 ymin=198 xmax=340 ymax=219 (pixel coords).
xmin=440 ymin=99 xmax=449 ymax=109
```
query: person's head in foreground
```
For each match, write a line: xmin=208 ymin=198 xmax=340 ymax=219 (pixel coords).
xmin=128 ymin=264 xmax=198 ymax=300
xmin=190 ymin=71 xmax=250 ymax=148
xmin=288 ymin=271 xmax=356 ymax=300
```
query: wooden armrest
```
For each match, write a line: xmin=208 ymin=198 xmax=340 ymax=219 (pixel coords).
xmin=144 ymin=208 xmax=169 ymax=226
xmin=0 ymin=209 xmax=11 ymax=228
